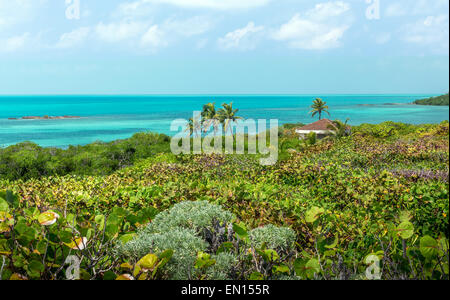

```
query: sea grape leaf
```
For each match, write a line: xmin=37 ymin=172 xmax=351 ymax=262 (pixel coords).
xmin=232 ymin=223 xmax=248 ymax=240
xmin=396 ymin=221 xmax=414 ymax=240
xmin=249 ymin=272 xmax=264 ymax=280
xmin=195 ymin=252 xmax=216 ymax=270
xmin=273 ymin=264 xmax=290 ymax=274
xmin=305 ymin=258 xmax=321 ymax=278
xmin=305 ymin=207 xmax=325 ymax=223
xmin=420 ymin=236 xmax=439 ymax=259
xmin=137 ymin=254 xmax=158 ymax=270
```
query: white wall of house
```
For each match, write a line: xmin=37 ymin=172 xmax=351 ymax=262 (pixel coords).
xmin=295 ymin=130 xmax=335 ymax=140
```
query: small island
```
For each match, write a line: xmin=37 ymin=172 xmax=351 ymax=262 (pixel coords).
xmin=413 ymin=93 xmax=449 ymax=106
xmin=8 ymin=115 xmax=81 ymax=120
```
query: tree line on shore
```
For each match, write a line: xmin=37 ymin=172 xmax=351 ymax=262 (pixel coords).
xmin=414 ymin=94 xmax=449 ymax=106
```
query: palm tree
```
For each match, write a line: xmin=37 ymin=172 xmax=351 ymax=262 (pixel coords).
xmin=201 ymin=102 xmax=220 ymax=135
xmin=218 ymin=102 xmax=243 ymax=135
xmin=185 ymin=113 xmax=202 ymax=137
xmin=185 ymin=118 xmax=195 ymax=137
xmin=310 ymin=98 xmax=330 ymax=120
xmin=328 ymin=118 xmax=351 ymax=139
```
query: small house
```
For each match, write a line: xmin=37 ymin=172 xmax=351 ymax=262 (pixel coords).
xmin=295 ymin=119 xmax=337 ymax=140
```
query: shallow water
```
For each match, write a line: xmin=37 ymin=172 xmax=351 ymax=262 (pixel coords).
xmin=0 ymin=95 xmax=448 ymax=148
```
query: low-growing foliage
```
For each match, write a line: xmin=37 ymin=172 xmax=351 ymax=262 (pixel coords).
xmin=0 ymin=121 xmax=448 ymax=280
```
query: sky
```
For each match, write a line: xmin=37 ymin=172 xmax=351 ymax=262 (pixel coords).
xmin=0 ymin=0 xmax=448 ymax=95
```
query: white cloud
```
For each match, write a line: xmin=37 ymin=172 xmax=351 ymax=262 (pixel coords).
xmin=0 ymin=0 xmax=42 ymax=30
xmin=139 ymin=17 xmax=212 ymax=50
xmin=304 ymin=1 xmax=351 ymax=20
xmin=402 ymin=14 xmax=449 ymax=53
xmin=96 ymin=21 xmax=148 ymax=43
xmin=55 ymin=27 xmax=90 ymax=49
xmin=385 ymin=3 xmax=408 ymax=17
xmin=141 ymin=25 xmax=168 ymax=48
xmin=162 ymin=16 xmax=212 ymax=37
xmin=385 ymin=1 xmax=448 ymax=54
xmin=138 ymin=0 xmax=270 ymax=10
xmin=386 ymin=0 xmax=449 ymax=17
xmin=0 ymin=33 xmax=30 ymax=52
xmin=113 ymin=1 xmax=155 ymax=18
xmin=272 ymin=1 xmax=352 ymax=50
xmin=411 ymin=0 xmax=449 ymax=16
xmin=95 ymin=15 xmax=213 ymax=52
xmin=218 ymin=22 xmax=264 ymax=51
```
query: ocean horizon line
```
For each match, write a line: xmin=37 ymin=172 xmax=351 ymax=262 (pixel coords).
xmin=0 ymin=93 xmax=444 ymax=97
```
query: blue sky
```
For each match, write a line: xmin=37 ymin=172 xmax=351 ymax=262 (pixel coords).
xmin=0 ymin=0 xmax=448 ymax=94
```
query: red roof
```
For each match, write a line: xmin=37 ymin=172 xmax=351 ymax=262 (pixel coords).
xmin=297 ymin=119 xmax=337 ymax=131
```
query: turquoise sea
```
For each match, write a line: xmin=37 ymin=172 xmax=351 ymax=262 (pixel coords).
xmin=0 ymin=95 xmax=448 ymax=148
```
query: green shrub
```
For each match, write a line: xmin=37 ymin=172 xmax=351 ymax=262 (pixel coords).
xmin=306 ymin=132 xmax=317 ymax=145
xmin=206 ymin=252 xmax=238 ymax=280
xmin=117 ymin=227 xmax=208 ymax=280
xmin=282 ymin=123 xmax=305 ymax=130
xmin=117 ymin=202 xmax=299 ymax=280
xmin=117 ymin=201 xmax=236 ymax=280
xmin=144 ymin=201 xmax=234 ymax=234
xmin=249 ymin=225 xmax=296 ymax=252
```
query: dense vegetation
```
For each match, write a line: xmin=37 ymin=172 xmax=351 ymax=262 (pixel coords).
xmin=0 ymin=120 xmax=449 ymax=280
xmin=414 ymin=94 xmax=449 ymax=106
xmin=0 ymin=133 xmax=171 ymax=181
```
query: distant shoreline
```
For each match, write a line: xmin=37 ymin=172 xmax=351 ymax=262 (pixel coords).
xmin=357 ymin=103 xmax=415 ymax=107
xmin=413 ymin=93 xmax=449 ymax=106
xmin=8 ymin=115 xmax=81 ymax=120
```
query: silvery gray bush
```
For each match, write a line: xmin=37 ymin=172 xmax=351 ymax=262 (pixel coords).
xmin=117 ymin=201 xmax=235 ymax=279
xmin=206 ymin=252 xmax=238 ymax=280
xmin=143 ymin=200 xmax=234 ymax=234
xmin=117 ymin=201 xmax=296 ymax=280
xmin=117 ymin=227 xmax=207 ymax=280
xmin=249 ymin=224 xmax=296 ymax=252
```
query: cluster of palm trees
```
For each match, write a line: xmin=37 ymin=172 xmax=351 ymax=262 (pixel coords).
xmin=186 ymin=102 xmax=242 ymax=137
xmin=185 ymin=98 xmax=348 ymax=139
